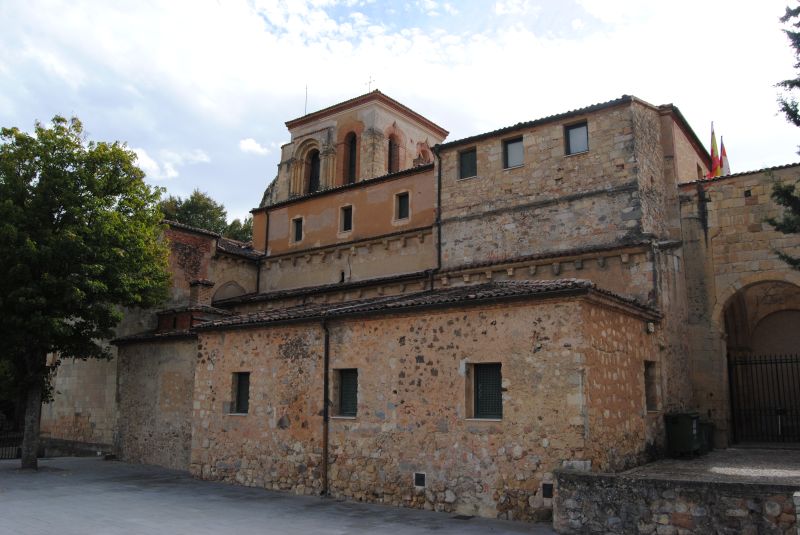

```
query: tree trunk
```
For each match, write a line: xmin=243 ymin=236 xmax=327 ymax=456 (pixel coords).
xmin=20 ymin=381 xmax=42 ymax=469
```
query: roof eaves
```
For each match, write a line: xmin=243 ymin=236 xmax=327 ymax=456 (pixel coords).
xmin=437 ymin=95 xmax=634 ymax=150
xmin=679 ymin=161 xmax=800 ymax=187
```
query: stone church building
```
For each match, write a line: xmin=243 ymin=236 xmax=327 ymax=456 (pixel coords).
xmin=40 ymin=91 xmax=800 ymax=522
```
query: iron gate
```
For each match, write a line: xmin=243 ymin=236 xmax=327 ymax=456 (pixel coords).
xmin=729 ymin=354 xmax=800 ymax=443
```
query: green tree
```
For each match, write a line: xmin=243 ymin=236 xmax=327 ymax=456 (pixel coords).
xmin=771 ymin=4 xmax=800 ymax=269
xmin=224 ymin=216 xmax=253 ymax=242
xmin=158 ymin=189 xmax=228 ymax=235
xmin=159 ymin=189 xmax=253 ymax=242
xmin=0 ymin=116 xmax=170 ymax=468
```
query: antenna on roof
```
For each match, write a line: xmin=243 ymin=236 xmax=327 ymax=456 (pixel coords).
xmin=367 ymin=75 xmax=374 ymax=92
xmin=304 ymin=84 xmax=308 ymax=115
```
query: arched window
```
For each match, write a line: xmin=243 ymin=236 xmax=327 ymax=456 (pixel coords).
xmin=388 ymin=135 xmax=400 ymax=174
xmin=307 ymin=149 xmax=321 ymax=193
xmin=345 ymin=132 xmax=357 ymax=184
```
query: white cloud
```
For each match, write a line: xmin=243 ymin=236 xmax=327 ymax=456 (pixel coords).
xmin=494 ymin=0 xmax=531 ymax=16
xmin=239 ymin=138 xmax=271 ymax=155
xmin=571 ymin=18 xmax=585 ymax=30
xmin=133 ymin=148 xmax=177 ymax=180
xmin=132 ymin=148 xmax=210 ymax=180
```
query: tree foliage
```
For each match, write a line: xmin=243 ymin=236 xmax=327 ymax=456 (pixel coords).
xmin=225 ymin=216 xmax=253 ymax=242
xmin=158 ymin=189 xmax=252 ymax=242
xmin=0 ymin=116 xmax=171 ymax=467
xmin=771 ymin=4 xmax=800 ymax=269
xmin=159 ymin=189 xmax=228 ymax=235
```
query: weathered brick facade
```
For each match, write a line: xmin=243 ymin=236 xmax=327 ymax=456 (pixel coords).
xmin=40 ymin=90 xmax=800 ymax=524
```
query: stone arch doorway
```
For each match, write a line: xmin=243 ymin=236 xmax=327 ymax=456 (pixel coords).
xmin=722 ymin=280 xmax=800 ymax=443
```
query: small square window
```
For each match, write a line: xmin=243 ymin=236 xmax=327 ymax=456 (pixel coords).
xmin=340 ymin=205 xmax=353 ymax=233
xmin=232 ymin=372 xmax=250 ymax=414
xmin=337 ymin=369 xmax=358 ymax=417
xmin=503 ymin=137 xmax=523 ymax=168
xmin=395 ymin=192 xmax=410 ymax=220
xmin=292 ymin=217 xmax=303 ymax=242
xmin=459 ymin=148 xmax=477 ymax=179
xmin=473 ymin=363 xmax=502 ymax=419
xmin=565 ymin=122 xmax=588 ymax=155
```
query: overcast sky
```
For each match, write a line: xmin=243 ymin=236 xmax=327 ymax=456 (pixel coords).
xmin=2 ymin=0 xmax=798 ymax=221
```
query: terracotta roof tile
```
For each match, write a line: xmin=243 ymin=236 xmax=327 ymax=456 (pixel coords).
xmin=198 ymin=279 xmax=656 ymax=332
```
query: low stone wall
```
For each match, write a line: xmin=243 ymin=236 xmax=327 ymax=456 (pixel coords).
xmin=554 ymin=470 xmax=798 ymax=534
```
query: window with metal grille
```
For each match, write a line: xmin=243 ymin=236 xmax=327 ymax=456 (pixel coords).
xmin=338 ymin=369 xmax=358 ymax=417
xmin=292 ymin=218 xmax=303 ymax=242
xmin=232 ymin=372 xmax=250 ymax=414
xmin=565 ymin=122 xmax=588 ymax=155
xmin=459 ymin=148 xmax=477 ymax=179
xmin=474 ymin=363 xmax=502 ymax=419
xmin=340 ymin=205 xmax=353 ymax=233
xmin=503 ymin=137 xmax=523 ymax=168
xmin=307 ymin=149 xmax=321 ymax=192
xmin=395 ymin=192 xmax=409 ymax=220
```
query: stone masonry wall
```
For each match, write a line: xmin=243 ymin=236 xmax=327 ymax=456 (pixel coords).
xmin=40 ymin=357 xmax=118 ymax=446
xmin=582 ymin=302 xmax=657 ymax=472
xmin=190 ymin=296 xmax=659 ymax=522
xmin=554 ymin=470 xmax=798 ymax=534
xmin=117 ymin=338 xmax=197 ymax=470
xmin=438 ymin=103 xmax=645 ymax=270
xmin=680 ymin=166 xmax=800 ymax=443
xmin=191 ymin=326 xmax=325 ymax=494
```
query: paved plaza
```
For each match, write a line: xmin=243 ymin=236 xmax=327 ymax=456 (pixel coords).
xmin=0 ymin=457 xmax=554 ymax=535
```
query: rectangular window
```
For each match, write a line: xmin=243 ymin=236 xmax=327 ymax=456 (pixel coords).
xmin=395 ymin=192 xmax=410 ymax=220
xmin=338 ymin=369 xmax=358 ymax=417
xmin=292 ymin=217 xmax=303 ymax=242
xmin=459 ymin=148 xmax=477 ymax=179
xmin=644 ymin=361 xmax=659 ymax=411
xmin=340 ymin=205 xmax=353 ymax=233
xmin=565 ymin=122 xmax=588 ymax=155
xmin=503 ymin=137 xmax=523 ymax=168
xmin=232 ymin=372 xmax=250 ymax=414
xmin=474 ymin=363 xmax=502 ymax=419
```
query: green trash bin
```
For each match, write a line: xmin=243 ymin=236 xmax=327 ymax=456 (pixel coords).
xmin=664 ymin=413 xmax=702 ymax=457
xmin=699 ymin=421 xmax=715 ymax=454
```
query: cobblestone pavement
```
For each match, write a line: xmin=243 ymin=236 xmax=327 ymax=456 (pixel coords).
xmin=0 ymin=457 xmax=555 ymax=535
xmin=623 ymin=447 xmax=800 ymax=486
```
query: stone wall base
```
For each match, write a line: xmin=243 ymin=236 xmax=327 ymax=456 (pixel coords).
xmin=554 ymin=470 xmax=798 ymax=534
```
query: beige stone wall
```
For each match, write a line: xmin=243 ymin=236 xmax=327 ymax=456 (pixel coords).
xmin=632 ymin=104 xmax=668 ymax=239
xmin=40 ymin=357 xmax=118 ymax=446
xmin=266 ymin=169 xmax=435 ymax=255
xmin=438 ymin=103 xmax=648 ymax=271
xmin=209 ymin=254 xmax=258 ymax=301
xmin=581 ymin=302 xmax=659 ymax=470
xmin=190 ymin=296 xmax=658 ymax=521
xmin=260 ymin=229 xmax=435 ymax=292
xmin=191 ymin=325 xmax=325 ymax=493
xmin=680 ymin=165 xmax=800 ymax=443
xmin=117 ymin=338 xmax=197 ymax=470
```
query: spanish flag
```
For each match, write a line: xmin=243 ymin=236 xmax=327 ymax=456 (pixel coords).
xmin=707 ymin=123 xmax=721 ymax=178
xmin=720 ymin=136 xmax=730 ymax=176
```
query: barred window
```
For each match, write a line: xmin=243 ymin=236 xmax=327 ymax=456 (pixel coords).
xmin=474 ymin=363 xmax=502 ymax=419
xmin=338 ymin=369 xmax=358 ymax=417
xmin=232 ymin=372 xmax=250 ymax=414
xmin=459 ymin=148 xmax=477 ymax=179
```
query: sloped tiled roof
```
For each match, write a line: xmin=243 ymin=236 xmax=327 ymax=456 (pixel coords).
xmin=197 ymin=279 xmax=657 ymax=332
xmin=213 ymin=270 xmax=431 ymax=307
xmin=163 ymin=220 xmax=261 ymax=261
xmin=679 ymin=162 xmax=800 ymax=187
